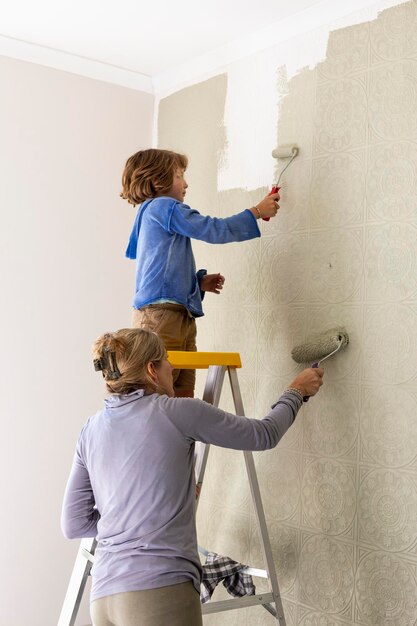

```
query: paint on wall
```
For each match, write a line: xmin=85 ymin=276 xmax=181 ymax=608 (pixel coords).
xmin=216 ymin=0 xmax=408 ymax=193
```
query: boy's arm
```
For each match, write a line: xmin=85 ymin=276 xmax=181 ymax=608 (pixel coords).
xmin=168 ymin=202 xmax=261 ymax=243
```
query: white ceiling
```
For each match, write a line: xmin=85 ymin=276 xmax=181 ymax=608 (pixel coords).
xmin=0 ymin=0 xmax=400 ymax=94
xmin=0 ymin=0 xmax=326 ymax=75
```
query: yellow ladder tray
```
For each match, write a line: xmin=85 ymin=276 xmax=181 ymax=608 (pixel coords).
xmin=167 ymin=351 xmax=241 ymax=369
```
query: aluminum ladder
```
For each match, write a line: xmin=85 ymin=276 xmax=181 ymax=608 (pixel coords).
xmin=58 ymin=351 xmax=286 ymax=625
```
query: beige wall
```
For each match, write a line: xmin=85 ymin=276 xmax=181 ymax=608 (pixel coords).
xmin=0 ymin=56 xmax=153 ymax=625
xmin=158 ymin=1 xmax=417 ymax=624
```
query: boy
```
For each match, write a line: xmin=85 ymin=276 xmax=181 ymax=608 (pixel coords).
xmin=121 ymin=148 xmax=279 ymax=397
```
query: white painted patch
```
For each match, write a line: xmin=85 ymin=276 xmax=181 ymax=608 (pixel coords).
xmin=215 ymin=0 xmax=406 ymax=191
xmin=217 ymin=29 xmax=328 ymax=191
xmin=218 ymin=55 xmax=278 ymax=191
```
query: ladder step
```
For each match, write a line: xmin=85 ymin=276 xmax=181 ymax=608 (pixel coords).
xmin=241 ymin=567 xmax=268 ymax=578
xmin=81 ymin=549 xmax=95 ymax=563
xmin=201 ymin=593 xmax=275 ymax=614
xmin=167 ymin=351 xmax=242 ymax=369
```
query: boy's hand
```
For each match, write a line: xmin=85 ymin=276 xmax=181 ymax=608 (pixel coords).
xmin=201 ymin=273 xmax=225 ymax=294
xmin=253 ymin=191 xmax=280 ymax=219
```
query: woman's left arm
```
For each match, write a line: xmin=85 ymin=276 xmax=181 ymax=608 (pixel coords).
xmin=163 ymin=394 xmax=301 ymax=452
xmin=61 ymin=447 xmax=100 ymax=539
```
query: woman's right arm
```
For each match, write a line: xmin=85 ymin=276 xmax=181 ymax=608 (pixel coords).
xmin=61 ymin=445 xmax=100 ymax=540
xmin=165 ymin=367 xmax=324 ymax=451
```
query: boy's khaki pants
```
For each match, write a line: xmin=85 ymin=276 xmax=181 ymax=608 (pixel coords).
xmin=132 ymin=304 xmax=196 ymax=394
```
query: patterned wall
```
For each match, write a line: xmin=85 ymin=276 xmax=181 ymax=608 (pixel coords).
xmin=158 ymin=2 xmax=417 ymax=624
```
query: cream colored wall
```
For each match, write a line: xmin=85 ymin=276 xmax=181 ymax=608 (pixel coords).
xmin=0 ymin=56 xmax=153 ymax=625
xmin=158 ymin=1 xmax=417 ymax=624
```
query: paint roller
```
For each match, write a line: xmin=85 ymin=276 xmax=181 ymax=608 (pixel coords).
xmin=291 ymin=327 xmax=350 ymax=401
xmin=263 ymin=144 xmax=299 ymax=221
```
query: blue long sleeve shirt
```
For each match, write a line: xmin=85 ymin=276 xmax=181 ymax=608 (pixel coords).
xmin=61 ymin=390 xmax=301 ymax=602
xmin=125 ymin=197 xmax=260 ymax=317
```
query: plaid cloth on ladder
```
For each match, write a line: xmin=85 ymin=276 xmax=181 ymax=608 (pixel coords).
xmin=200 ymin=551 xmax=256 ymax=604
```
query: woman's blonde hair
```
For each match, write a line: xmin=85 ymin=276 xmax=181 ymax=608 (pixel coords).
xmin=120 ymin=148 xmax=188 ymax=206
xmin=92 ymin=328 xmax=167 ymax=395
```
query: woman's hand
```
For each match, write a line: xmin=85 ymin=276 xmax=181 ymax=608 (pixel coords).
xmin=200 ymin=273 xmax=225 ymax=294
xmin=288 ymin=367 xmax=324 ymax=397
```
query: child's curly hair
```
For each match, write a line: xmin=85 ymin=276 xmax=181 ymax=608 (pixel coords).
xmin=120 ymin=148 xmax=188 ymax=206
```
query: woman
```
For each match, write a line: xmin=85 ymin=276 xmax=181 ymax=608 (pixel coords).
xmin=61 ymin=328 xmax=323 ymax=626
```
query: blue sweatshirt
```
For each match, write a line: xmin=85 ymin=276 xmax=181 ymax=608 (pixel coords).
xmin=61 ymin=389 xmax=301 ymax=602
xmin=125 ymin=197 xmax=260 ymax=317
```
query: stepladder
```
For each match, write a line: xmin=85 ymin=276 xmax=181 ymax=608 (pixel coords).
xmin=58 ymin=351 xmax=286 ymax=626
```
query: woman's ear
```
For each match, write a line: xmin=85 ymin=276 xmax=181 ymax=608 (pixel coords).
xmin=147 ymin=361 xmax=158 ymax=383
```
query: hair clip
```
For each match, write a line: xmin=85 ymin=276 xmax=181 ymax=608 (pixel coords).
xmin=106 ymin=369 xmax=122 ymax=380
xmin=93 ymin=350 xmax=122 ymax=380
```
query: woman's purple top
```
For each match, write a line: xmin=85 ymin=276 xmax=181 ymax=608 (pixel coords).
xmin=61 ymin=389 xmax=301 ymax=602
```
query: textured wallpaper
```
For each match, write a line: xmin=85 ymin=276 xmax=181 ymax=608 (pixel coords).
xmin=158 ymin=2 xmax=417 ymax=624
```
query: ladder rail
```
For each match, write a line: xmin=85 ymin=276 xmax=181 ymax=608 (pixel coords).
xmin=194 ymin=365 xmax=226 ymax=494
xmin=227 ymin=366 xmax=286 ymax=625
xmin=58 ymin=538 xmax=96 ymax=626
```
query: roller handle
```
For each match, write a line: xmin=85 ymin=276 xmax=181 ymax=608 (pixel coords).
xmin=262 ymin=185 xmax=280 ymax=221
xmin=303 ymin=362 xmax=319 ymax=403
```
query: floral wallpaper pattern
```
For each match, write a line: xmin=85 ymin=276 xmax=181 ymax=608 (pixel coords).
xmin=158 ymin=2 xmax=417 ymax=623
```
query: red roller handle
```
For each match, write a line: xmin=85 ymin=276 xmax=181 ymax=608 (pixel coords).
xmin=303 ymin=362 xmax=319 ymax=403
xmin=262 ymin=185 xmax=280 ymax=221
